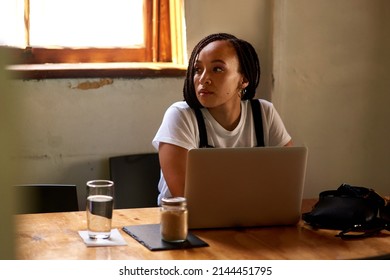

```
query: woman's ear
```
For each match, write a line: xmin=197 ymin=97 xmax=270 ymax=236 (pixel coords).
xmin=241 ymin=76 xmax=249 ymax=89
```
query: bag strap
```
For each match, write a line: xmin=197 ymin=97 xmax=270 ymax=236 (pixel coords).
xmin=337 ymin=183 xmax=386 ymax=207
xmin=194 ymin=99 xmax=265 ymax=148
xmin=336 ymin=218 xmax=390 ymax=239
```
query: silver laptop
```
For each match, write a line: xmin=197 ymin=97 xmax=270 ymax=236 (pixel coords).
xmin=184 ymin=146 xmax=308 ymax=229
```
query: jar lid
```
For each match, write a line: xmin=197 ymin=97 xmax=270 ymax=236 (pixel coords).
xmin=161 ymin=197 xmax=186 ymax=206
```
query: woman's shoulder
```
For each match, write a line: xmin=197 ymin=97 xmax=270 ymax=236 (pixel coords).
xmin=257 ymin=98 xmax=276 ymax=112
xmin=164 ymin=101 xmax=194 ymax=119
xmin=244 ymin=98 xmax=274 ymax=110
xmin=257 ymin=98 xmax=273 ymax=107
xmin=167 ymin=100 xmax=191 ymax=111
xmin=245 ymin=99 xmax=277 ymax=119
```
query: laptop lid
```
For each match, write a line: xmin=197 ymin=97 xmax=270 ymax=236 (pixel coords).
xmin=184 ymin=146 xmax=308 ymax=229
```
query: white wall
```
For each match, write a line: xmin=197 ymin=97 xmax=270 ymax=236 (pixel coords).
xmin=6 ymin=0 xmax=390 ymax=211
xmin=11 ymin=78 xmax=182 ymax=209
xmin=272 ymin=0 xmax=390 ymax=197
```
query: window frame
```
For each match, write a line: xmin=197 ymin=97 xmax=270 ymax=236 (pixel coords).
xmin=3 ymin=0 xmax=187 ymax=79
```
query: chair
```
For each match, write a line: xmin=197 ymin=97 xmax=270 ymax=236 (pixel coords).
xmin=109 ymin=153 xmax=160 ymax=209
xmin=14 ymin=184 xmax=79 ymax=214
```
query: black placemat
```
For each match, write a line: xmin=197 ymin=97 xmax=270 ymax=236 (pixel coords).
xmin=122 ymin=224 xmax=209 ymax=251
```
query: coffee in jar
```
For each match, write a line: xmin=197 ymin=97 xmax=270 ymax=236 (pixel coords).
xmin=160 ymin=197 xmax=188 ymax=242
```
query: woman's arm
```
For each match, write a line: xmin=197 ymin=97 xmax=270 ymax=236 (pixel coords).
xmin=158 ymin=142 xmax=188 ymax=197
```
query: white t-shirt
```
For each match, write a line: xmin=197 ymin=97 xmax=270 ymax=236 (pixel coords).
xmin=152 ymin=99 xmax=291 ymax=204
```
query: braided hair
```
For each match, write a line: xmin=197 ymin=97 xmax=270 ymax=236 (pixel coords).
xmin=183 ymin=33 xmax=261 ymax=109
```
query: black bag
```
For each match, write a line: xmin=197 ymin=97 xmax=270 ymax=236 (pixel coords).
xmin=302 ymin=184 xmax=390 ymax=239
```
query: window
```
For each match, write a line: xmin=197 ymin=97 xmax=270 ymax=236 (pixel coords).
xmin=1 ymin=0 xmax=187 ymax=79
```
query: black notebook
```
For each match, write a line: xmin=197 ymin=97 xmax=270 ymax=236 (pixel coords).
xmin=122 ymin=224 xmax=208 ymax=251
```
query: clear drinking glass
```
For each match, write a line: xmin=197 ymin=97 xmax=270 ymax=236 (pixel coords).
xmin=86 ymin=180 xmax=114 ymax=239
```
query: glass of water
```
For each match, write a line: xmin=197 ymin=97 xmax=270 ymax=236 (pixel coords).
xmin=86 ymin=180 xmax=114 ymax=239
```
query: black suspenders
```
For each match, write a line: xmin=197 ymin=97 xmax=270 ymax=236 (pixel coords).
xmin=250 ymin=99 xmax=265 ymax=147
xmin=194 ymin=99 xmax=264 ymax=148
xmin=194 ymin=108 xmax=214 ymax=148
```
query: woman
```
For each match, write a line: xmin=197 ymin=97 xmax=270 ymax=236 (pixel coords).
xmin=152 ymin=33 xmax=292 ymax=204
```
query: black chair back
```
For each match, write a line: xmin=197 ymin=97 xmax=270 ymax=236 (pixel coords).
xmin=109 ymin=153 xmax=160 ymax=209
xmin=15 ymin=184 xmax=79 ymax=214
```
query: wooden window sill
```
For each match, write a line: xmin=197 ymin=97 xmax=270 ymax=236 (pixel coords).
xmin=6 ymin=62 xmax=187 ymax=79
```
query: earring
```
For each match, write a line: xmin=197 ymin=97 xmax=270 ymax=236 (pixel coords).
xmin=242 ymin=88 xmax=247 ymax=98
xmin=238 ymin=89 xmax=245 ymax=98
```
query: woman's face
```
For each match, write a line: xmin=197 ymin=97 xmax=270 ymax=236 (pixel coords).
xmin=193 ymin=40 xmax=248 ymax=110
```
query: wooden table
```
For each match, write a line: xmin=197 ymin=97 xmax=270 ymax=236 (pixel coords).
xmin=14 ymin=199 xmax=390 ymax=260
